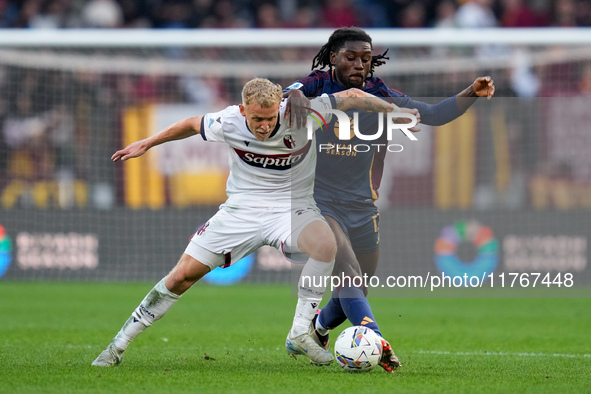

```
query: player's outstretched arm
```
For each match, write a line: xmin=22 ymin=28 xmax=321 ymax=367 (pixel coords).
xmin=333 ymin=88 xmax=397 ymax=112
xmin=333 ymin=89 xmax=421 ymax=131
xmin=112 ymin=116 xmax=203 ymax=162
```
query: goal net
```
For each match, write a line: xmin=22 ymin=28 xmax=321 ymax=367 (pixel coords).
xmin=0 ymin=28 xmax=589 ymax=292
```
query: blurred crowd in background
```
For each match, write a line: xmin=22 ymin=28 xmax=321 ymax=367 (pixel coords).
xmin=2 ymin=0 xmax=591 ymax=212
xmin=0 ymin=0 xmax=590 ymax=29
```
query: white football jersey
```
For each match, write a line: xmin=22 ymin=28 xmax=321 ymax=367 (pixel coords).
xmin=200 ymin=94 xmax=334 ymax=208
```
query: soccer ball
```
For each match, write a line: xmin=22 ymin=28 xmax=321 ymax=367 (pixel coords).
xmin=334 ymin=326 xmax=383 ymax=372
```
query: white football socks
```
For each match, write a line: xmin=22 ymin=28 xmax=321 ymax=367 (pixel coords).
xmin=112 ymin=278 xmax=181 ymax=351
xmin=290 ymin=257 xmax=334 ymax=337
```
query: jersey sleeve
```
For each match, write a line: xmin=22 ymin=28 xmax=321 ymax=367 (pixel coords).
xmin=284 ymin=80 xmax=305 ymax=93
xmin=200 ymin=106 xmax=238 ymax=143
xmin=283 ymin=71 xmax=324 ymax=97
xmin=391 ymin=95 xmax=464 ymax=127
xmin=373 ymin=80 xmax=464 ymax=126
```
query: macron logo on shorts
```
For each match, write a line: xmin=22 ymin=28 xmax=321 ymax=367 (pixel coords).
xmin=233 ymin=142 xmax=311 ymax=170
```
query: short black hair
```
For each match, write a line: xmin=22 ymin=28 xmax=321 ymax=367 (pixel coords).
xmin=311 ymin=27 xmax=389 ymax=78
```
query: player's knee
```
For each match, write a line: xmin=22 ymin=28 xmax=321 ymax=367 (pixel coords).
xmin=166 ymin=256 xmax=210 ymax=294
xmin=166 ymin=269 xmax=190 ymax=293
xmin=336 ymin=261 xmax=363 ymax=278
xmin=298 ymin=220 xmax=337 ymax=262
xmin=309 ymin=230 xmax=337 ymax=262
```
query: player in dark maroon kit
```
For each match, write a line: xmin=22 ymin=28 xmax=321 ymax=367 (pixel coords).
xmin=284 ymin=26 xmax=495 ymax=373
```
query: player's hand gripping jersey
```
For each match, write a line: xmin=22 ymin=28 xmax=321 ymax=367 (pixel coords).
xmin=200 ymin=94 xmax=335 ymax=208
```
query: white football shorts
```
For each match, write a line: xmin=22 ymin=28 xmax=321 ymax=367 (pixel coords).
xmin=184 ymin=203 xmax=328 ymax=270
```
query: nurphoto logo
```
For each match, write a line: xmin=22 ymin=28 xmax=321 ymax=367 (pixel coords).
xmin=305 ymin=108 xmax=418 ymax=141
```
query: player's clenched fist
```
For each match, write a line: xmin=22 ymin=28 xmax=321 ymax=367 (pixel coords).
xmin=473 ymin=76 xmax=495 ymax=100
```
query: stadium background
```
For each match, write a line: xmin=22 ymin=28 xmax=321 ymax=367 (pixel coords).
xmin=0 ymin=0 xmax=590 ymax=292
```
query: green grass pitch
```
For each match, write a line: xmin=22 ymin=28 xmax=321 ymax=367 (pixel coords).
xmin=1 ymin=282 xmax=590 ymax=393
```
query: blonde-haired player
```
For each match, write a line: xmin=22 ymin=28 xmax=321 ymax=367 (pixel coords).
xmin=92 ymin=78 xmax=416 ymax=367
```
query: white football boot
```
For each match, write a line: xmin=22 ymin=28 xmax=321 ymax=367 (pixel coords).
xmin=285 ymin=331 xmax=334 ymax=366
xmin=91 ymin=342 xmax=124 ymax=367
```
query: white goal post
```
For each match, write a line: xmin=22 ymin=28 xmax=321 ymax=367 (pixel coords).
xmin=1 ymin=28 xmax=591 ymax=77
xmin=1 ymin=27 xmax=591 ymax=46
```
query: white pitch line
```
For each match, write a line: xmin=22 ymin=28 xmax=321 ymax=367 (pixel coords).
xmin=418 ymin=350 xmax=591 ymax=358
